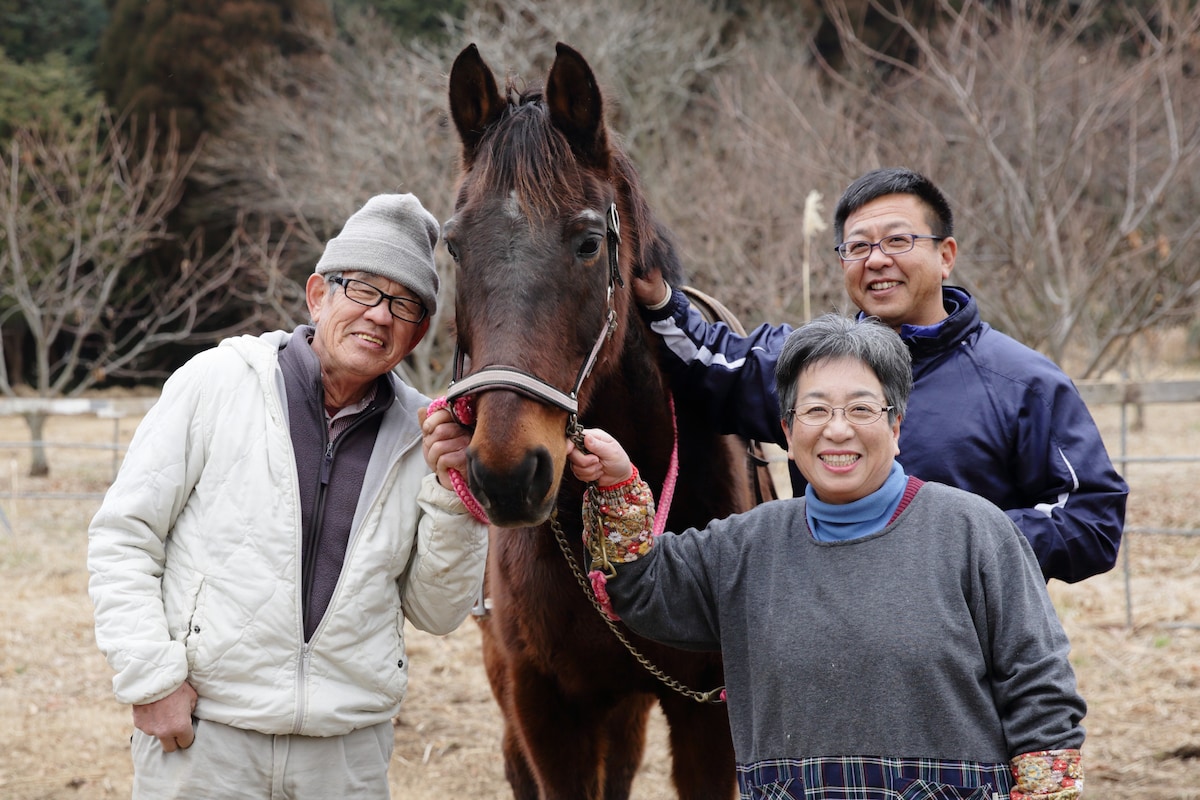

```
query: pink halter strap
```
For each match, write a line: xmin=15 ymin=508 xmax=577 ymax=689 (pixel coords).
xmin=651 ymin=394 xmax=679 ymax=536
xmin=426 ymin=396 xmax=490 ymax=524
xmin=425 ymin=393 xmax=680 ymax=533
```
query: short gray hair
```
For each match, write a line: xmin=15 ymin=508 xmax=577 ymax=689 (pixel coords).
xmin=775 ymin=313 xmax=912 ymax=428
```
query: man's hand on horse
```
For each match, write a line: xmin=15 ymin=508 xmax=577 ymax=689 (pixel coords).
xmin=132 ymin=681 xmax=198 ymax=752
xmin=567 ymin=428 xmax=634 ymax=488
xmin=420 ymin=405 xmax=472 ymax=490
xmin=631 ymin=266 xmax=670 ymax=308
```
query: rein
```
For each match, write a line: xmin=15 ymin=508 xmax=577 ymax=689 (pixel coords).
xmin=550 ymin=503 xmax=725 ymax=705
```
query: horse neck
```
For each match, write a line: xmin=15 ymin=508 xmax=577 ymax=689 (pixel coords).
xmin=584 ymin=312 xmax=679 ymax=480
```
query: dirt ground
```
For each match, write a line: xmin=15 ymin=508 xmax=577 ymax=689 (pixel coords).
xmin=1 ymin=392 xmax=1198 ymax=799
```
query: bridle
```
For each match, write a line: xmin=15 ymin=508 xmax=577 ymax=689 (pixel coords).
xmin=445 ymin=203 xmax=623 ymax=439
xmin=443 ymin=201 xmax=720 ymax=704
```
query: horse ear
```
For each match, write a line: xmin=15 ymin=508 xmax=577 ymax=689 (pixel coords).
xmin=449 ymin=43 xmax=504 ymax=167
xmin=546 ymin=42 xmax=608 ymax=164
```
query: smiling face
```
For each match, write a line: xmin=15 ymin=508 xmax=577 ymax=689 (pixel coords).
xmin=306 ymin=270 xmax=430 ymax=405
xmin=840 ymin=193 xmax=957 ymax=329
xmin=783 ymin=356 xmax=901 ymax=505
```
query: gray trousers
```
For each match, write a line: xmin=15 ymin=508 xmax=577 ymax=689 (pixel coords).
xmin=131 ymin=718 xmax=394 ymax=800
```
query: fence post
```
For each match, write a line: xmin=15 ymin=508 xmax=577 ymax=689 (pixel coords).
xmin=111 ymin=417 xmax=120 ymax=481
xmin=1119 ymin=389 xmax=1133 ymax=629
xmin=0 ymin=460 xmax=10 ymax=532
xmin=4 ymin=456 xmax=16 ymax=534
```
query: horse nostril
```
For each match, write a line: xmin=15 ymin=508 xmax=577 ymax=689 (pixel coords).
xmin=524 ymin=447 xmax=555 ymax=508
xmin=467 ymin=445 xmax=557 ymax=525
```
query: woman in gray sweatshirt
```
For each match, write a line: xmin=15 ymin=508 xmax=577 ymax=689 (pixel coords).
xmin=567 ymin=313 xmax=1086 ymax=800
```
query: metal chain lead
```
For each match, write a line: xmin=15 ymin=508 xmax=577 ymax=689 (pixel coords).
xmin=550 ymin=507 xmax=725 ymax=705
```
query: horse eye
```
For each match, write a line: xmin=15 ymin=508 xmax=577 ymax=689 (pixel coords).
xmin=445 ymin=240 xmax=460 ymax=262
xmin=577 ymin=236 xmax=602 ymax=260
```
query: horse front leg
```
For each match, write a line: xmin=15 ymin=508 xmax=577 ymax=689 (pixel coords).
xmin=600 ymin=693 xmax=653 ymax=800
xmin=658 ymin=692 xmax=738 ymax=800
xmin=478 ymin=618 xmax=539 ymax=800
xmin=500 ymin=722 xmax=539 ymax=800
xmin=506 ymin=665 xmax=614 ymax=800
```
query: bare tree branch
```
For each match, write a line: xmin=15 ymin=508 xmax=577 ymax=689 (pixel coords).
xmin=0 ymin=104 xmax=262 ymax=473
xmin=826 ymin=0 xmax=1200 ymax=376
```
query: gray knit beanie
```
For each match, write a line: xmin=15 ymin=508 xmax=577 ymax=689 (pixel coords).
xmin=315 ymin=193 xmax=441 ymax=315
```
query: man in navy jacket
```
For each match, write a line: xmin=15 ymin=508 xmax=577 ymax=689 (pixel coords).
xmin=634 ymin=167 xmax=1127 ymax=583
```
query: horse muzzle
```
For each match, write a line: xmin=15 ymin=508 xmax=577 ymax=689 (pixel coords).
xmin=466 ymin=442 xmax=560 ymax=527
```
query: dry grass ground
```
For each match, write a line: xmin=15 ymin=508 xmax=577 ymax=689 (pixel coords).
xmin=1 ymin=391 xmax=1198 ymax=799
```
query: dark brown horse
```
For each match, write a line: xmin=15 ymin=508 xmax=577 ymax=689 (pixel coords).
xmin=444 ymin=43 xmax=753 ymax=800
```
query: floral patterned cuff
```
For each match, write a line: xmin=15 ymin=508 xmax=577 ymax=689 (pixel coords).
xmin=1011 ymin=749 xmax=1083 ymax=799
xmin=583 ymin=466 xmax=656 ymax=566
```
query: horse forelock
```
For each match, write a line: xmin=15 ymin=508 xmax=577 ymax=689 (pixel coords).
xmin=464 ymin=86 xmax=598 ymax=225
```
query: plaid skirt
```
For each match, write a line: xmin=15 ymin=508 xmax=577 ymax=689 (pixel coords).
xmin=738 ymin=755 xmax=1012 ymax=800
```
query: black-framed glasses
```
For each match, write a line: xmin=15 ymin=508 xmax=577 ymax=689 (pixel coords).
xmin=834 ymin=233 xmax=945 ymax=261
xmin=330 ymin=276 xmax=428 ymax=324
xmin=789 ymin=402 xmax=894 ymax=426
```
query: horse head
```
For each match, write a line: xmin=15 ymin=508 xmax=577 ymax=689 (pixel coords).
xmin=445 ymin=43 xmax=669 ymax=527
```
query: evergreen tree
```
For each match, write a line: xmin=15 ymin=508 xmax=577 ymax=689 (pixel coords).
xmin=0 ymin=0 xmax=108 ymax=67
xmin=95 ymin=0 xmax=334 ymax=149
xmin=333 ymin=0 xmax=466 ymax=40
xmin=0 ymin=51 xmax=101 ymax=140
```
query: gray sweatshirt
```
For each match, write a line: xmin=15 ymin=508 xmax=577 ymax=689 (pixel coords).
xmin=607 ymin=481 xmax=1086 ymax=765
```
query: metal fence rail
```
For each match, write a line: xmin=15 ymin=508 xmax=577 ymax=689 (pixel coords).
xmin=1075 ymin=379 xmax=1200 ymax=628
xmin=1076 ymin=377 xmax=1200 ymax=537
xmin=0 ymin=398 xmax=157 ymax=529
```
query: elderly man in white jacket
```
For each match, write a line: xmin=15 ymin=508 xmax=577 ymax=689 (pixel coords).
xmin=88 ymin=193 xmax=488 ymax=799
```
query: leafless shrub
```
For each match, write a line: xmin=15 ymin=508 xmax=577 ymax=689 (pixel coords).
xmin=188 ymin=0 xmax=1200 ymax=387
xmin=649 ymin=5 xmax=853 ymax=324
xmin=0 ymin=106 xmax=258 ymax=474
xmin=826 ymin=0 xmax=1200 ymax=376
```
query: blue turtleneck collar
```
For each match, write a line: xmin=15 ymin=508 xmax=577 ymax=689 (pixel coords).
xmin=805 ymin=461 xmax=908 ymax=542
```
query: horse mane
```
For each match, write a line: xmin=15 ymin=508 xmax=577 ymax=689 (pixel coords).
xmin=464 ymin=82 xmax=589 ymax=222
xmin=468 ymin=80 xmax=686 ymax=289
xmin=610 ymin=147 xmax=686 ymax=289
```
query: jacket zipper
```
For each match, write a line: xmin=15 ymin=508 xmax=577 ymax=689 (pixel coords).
xmin=300 ymin=403 xmax=387 ymax=642
xmin=292 ymin=643 xmax=313 ymax=734
xmin=292 ymin=395 xmax=408 ymax=735
xmin=299 ymin=438 xmax=335 ymax=635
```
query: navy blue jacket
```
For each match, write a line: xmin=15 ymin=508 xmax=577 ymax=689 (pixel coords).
xmin=643 ymin=285 xmax=1127 ymax=583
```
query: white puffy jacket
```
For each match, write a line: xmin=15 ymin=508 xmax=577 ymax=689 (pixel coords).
xmin=88 ymin=330 xmax=488 ymax=736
